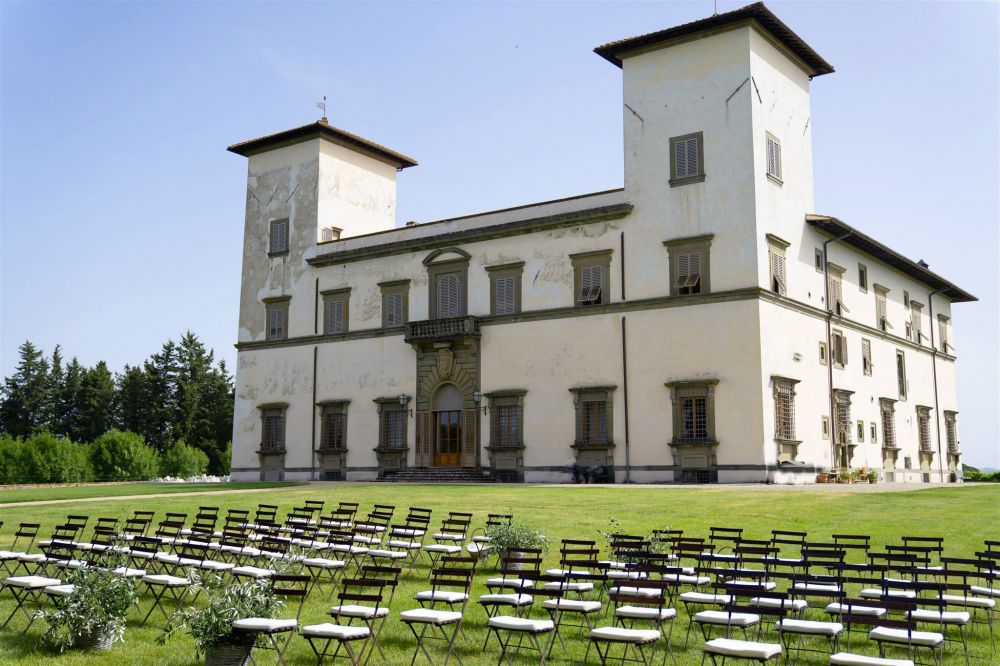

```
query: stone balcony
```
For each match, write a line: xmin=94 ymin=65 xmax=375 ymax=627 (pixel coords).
xmin=405 ymin=316 xmax=481 ymax=343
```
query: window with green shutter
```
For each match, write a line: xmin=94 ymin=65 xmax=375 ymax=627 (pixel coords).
xmin=486 ymin=263 xmax=523 ymax=315
xmin=322 ymin=289 xmax=350 ymax=335
xmin=269 ymin=219 xmax=289 ymax=256
xmin=665 ymin=235 xmax=712 ymax=297
xmin=263 ymin=298 xmax=289 ymax=341
xmin=379 ymin=280 xmax=409 ymax=328
xmin=669 ymin=132 xmax=705 ymax=185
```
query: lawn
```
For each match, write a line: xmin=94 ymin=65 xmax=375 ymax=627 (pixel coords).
xmin=0 ymin=483 xmax=997 ymax=665
xmin=0 ymin=482 xmax=304 ymax=504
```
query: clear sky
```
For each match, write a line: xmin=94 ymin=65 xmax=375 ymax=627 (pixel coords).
xmin=1 ymin=1 xmax=997 ymax=467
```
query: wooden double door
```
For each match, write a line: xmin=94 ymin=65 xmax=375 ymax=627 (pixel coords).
xmin=433 ymin=410 xmax=462 ymax=467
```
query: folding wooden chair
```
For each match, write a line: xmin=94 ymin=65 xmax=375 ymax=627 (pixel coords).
xmin=234 ymin=573 xmax=310 ymax=666
xmin=424 ymin=515 xmax=472 ymax=568
xmin=1 ymin=573 xmax=62 ymax=630
xmin=479 ymin=547 xmax=541 ymax=625
xmin=138 ymin=569 xmax=192 ymax=627
xmin=327 ymin=574 xmax=395 ymax=661
xmin=607 ymin=577 xmax=678 ymax=661
xmin=400 ymin=560 xmax=474 ymax=666
xmin=388 ymin=515 xmax=433 ymax=573
xmin=0 ymin=523 xmax=41 ymax=576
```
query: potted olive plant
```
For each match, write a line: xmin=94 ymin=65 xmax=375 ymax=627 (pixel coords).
xmin=484 ymin=517 xmax=548 ymax=567
xmin=159 ymin=573 xmax=285 ymax=666
xmin=40 ymin=540 xmax=139 ymax=651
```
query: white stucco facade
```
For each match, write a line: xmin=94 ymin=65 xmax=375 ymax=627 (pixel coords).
xmin=228 ymin=5 xmax=974 ymax=484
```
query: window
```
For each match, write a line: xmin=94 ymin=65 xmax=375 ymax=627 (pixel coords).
xmin=319 ymin=401 xmax=348 ymax=450
xmin=260 ymin=405 xmax=287 ymax=451
xmin=264 ymin=297 xmax=290 ymax=341
xmin=269 ymin=218 xmax=289 ymax=256
xmin=322 ymin=289 xmax=350 ymax=335
xmin=834 ymin=390 xmax=853 ymax=448
xmin=856 ymin=420 xmax=865 ymax=442
xmin=571 ymin=250 xmax=612 ymax=307
xmin=944 ymin=411 xmax=958 ymax=453
xmin=667 ymin=381 xmax=717 ymax=445
xmin=486 ymin=262 xmax=524 ymax=316
xmin=910 ymin=302 xmax=924 ymax=345
xmin=827 ymin=264 xmax=848 ymax=316
xmin=669 ymin=131 xmax=704 ymax=185
xmin=773 ymin=377 xmax=798 ymax=440
xmin=880 ymin=399 xmax=897 ymax=448
xmin=766 ymin=235 xmax=789 ymax=295
xmin=818 ymin=341 xmax=828 ymax=365
xmin=379 ymin=280 xmax=409 ymax=328
xmin=858 ymin=263 xmax=868 ymax=293
xmin=821 ymin=416 xmax=830 ymax=439
xmin=916 ymin=406 xmax=932 ymax=451
xmin=938 ymin=315 xmax=950 ymax=353
xmin=903 ymin=290 xmax=910 ymax=309
xmin=376 ymin=398 xmax=408 ymax=450
xmin=831 ymin=329 xmax=848 ymax=368
xmin=870 ymin=422 xmax=877 ymax=443
xmin=665 ymin=235 xmax=712 ymax=297
xmin=875 ymin=285 xmax=891 ymax=332
xmin=571 ymin=387 xmax=615 ymax=446
xmin=905 ymin=321 xmax=912 ymax=340
xmin=904 ymin=456 xmax=912 ymax=470
xmin=814 ymin=248 xmax=824 ymax=272
xmin=766 ymin=133 xmax=782 ymax=182
xmin=862 ymin=338 xmax=872 ymax=376
xmin=896 ymin=350 xmax=907 ymax=400
xmin=486 ymin=391 xmax=525 ymax=448
xmin=424 ymin=248 xmax=470 ymax=320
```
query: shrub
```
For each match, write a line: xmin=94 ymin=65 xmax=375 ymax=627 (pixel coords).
xmin=160 ymin=440 xmax=209 ymax=478
xmin=220 ymin=441 xmax=232 ymax=475
xmin=0 ymin=433 xmax=92 ymax=484
xmin=90 ymin=430 xmax=160 ymax=481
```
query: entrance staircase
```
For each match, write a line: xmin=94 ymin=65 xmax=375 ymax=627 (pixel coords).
xmin=378 ymin=467 xmax=494 ymax=483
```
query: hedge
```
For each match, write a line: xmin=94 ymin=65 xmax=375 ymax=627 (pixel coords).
xmin=160 ymin=440 xmax=209 ymax=478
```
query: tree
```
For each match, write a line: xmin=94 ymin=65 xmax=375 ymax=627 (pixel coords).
xmin=143 ymin=340 xmax=179 ymax=451
xmin=43 ymin=345 xmax=65 ymax=429
xmin=78 ymin=362 xmax=115 ymax=442
xmin=56 ymin=358 xmax=86 ymax=441
xmin=114 ymin=365 xmax=149 ymax=437
xmin=0 ymin=341 xmax=51 ymax=437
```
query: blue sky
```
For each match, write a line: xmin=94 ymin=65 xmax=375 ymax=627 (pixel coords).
xmin=1 ymin=1 xmax=997 ymax=466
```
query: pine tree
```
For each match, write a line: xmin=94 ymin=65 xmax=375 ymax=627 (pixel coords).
xmin=78 ymin=361 xmax=115 ymax=441
xmin=143 ymin=340 xmax=179 ymax=451
xmin=114 ymin=365 xmax=150 ymax=437
xmin=57 ymin=358 xmax=86 ymax=440
xmin=0 ymin=341 xmax=51 ymax=436
xmin=43 ymin=345 xmax=65 ymax=430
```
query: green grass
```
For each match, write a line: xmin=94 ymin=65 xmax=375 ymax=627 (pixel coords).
xmin=0 ymin=483 xmax=998 ymax=665
xmin=0 ymin=482 xmax=303 ymax=504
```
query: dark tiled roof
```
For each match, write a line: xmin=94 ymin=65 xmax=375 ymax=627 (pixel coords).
xmin=594 ymin=2 xmax=834 ymax=77
xmin=806 ymin=214 xmax=976 ymax=303
xmin=227 ymin=119 xmax=418 ymax=169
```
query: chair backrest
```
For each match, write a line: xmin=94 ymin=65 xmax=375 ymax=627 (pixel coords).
xmin=303 ymin=500 xmax=325 ymax=514
xmin=132 ymin=510 xmax=155 ymax=523
xmin=885 ymin=544 xmax=933 ymax=568
xmin=11 ymin=522 xmax=41 ymax=551
xmin=226 ymin=509 xmax=250 ymax=523
xmin=177 ymin=542 xmax=209 ymax=565
xmin=709 ymin=526 xmax=743 ymax=546
xmin=259 ymin=537 xmax=290 ymax=558
xmin=123 ymin=518 xmax=150 ymax=537
xmin=837 ymin=597 xmax=917 ymax=634
xmin=49 ymin=523 xmax=80 ymax=543
xmin=130 ymin=535 xmax=161 ymax=557
xmin=358 ymin=564 xmax=401 ymax=601
xmin=187 ymin=525 xmax=216 ymax=545
xmin=832 ymin=534 xmax=871 ymax=552
xmin=255 ymin=504 xmax=279 ymax=523
xmin=428 ymin=559 xmax=475 ymax=601
xmin=436 ymin=516 xmax=471 ymax=540
xmin=271 ymin=574 xmax=310 ymax=618
xmin=771 ymin=529 xmax=807 ymax=546
xmin=724 ymin=584 xmax=790 ymax=620
xmin=321 ymin=508 xmax=356 ymax=530
xmin=339 ymin=578 xmax=389 ymax=610
xmin=868 ymin=551 xmax=919 ymax=574
xmin=901 ymin=536 xmax=943 ymax=561
xmin=66 ymin=514 xmax=90 ymax=530
xmin=198 ymin=506 xmax=220 ymax=519
xmin=484 ymin=513 xmax=512 ymax=530
xmin=164 ymin=512 xmax=188 ymax=526
xmin=498 ymin=547 xmax=543 ymax=579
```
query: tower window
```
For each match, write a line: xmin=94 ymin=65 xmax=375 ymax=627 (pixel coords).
xmin=669 ymin=132 xmax=705 ymax=186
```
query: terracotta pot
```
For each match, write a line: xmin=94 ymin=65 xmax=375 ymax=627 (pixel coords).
xmin=816 ymin=473 xmax=829 ymax=483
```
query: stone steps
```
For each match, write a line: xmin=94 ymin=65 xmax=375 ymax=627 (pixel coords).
xmin=379 ymin=468 xmax=494 ymax=483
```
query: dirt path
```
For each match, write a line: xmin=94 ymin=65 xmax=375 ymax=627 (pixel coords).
xmin=1 ymin=485 xmax=302 ymax=508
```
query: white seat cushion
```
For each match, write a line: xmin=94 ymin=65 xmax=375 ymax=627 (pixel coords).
xmin=368 ymin=549 xmax=407 ymax=559
xmin=231 ymin=566 xmax=274 ymax=579
xmin=969 ymin=586 xmax=1000 ymax=598
xmin=432 ymin=533 xmax=465 ymax=541
xmin=112 ymin=567 xmax=147 ymax=578
xmin=142 ymin=574 xmax=190 ymax=586
xmin=4 ymin=575 xmax=61 ymax=589
xmin=861 ymin=588 xmax=916 ymax=600
xmin=662 ymin=574 xmax=710 ymax=585
xmin=486 ymin=577 xmax=534 ymax=590
xmin=330 ymin=604 xmax=389 ymax=619
xmin=197 ymin=560 xmax=234 ymax=572
xmin=942 ymin=594 xmax=996 ymax=609
xmin=704 ymin=637 xmax=781 ymax=660
xmin=907 ymin=609 xmax=970 ymax=625
xmin=542 ymin=581 xmax=593 ymax=593
xmin=424 ymin=545 xmax=461 ymax=554
xmin=615 ymin=606 xmax=677 ymax=620
xmin=825 ymin=602 xmax=886 ymax=618
xmin=792 ymin=582 xmax=841 ymax=594
xmin=391 ymin=528 xmax=425 ymax=538
xmin=776 ymin=618 xmax=843 ymax=636
xmin=695 ymin=610 xmax=759 ymax=627
xmin=729 ymin=580 xmax=778 ymax=591
xmin=590 ymin=626 xmax=661 ymax=643
xmin=233 ymin=617 xmax=297 ymax=632
xmin=542 ymin=598 xmax=601 ymax=612
xmin=415 ymin=590 xmax=468 ymax=604
xmin=606 ymin=570 xmax=647 ymax=580
xmin=44 ymin=584 xmax=76 ymax=597
xmin=16 ymin=553 xmax=47 ymax=563
xmin=301 ymin=622 xmax=370 ymax=640
xmin=388 ymin=540 xmax=421 ymax=550
xmin=400 ymin=608 xmax=463 ymax=625
xmin=466 ymin=542 xmax=487 ymax=554
xmin=830 ymin=652 xmax=913 ymax=666
xmin=479 ymin=593 xmax=532 ymax=605
xmin=610 ymin=586 xmax=661 ymax=598
xmin=471 ymin=535 xmax=491 ymax=543
xmin=489 ymin=616 xmax=554 ymax=632
xmin=680 ymin=592 xmax=731 ymax=605
xmin=869 ymin=626 xmax=944 ymax=647
xmin=303 ymin=557 xmax=346 ymax=569
xmin=750 ymin=597 xmax=807 ymax=611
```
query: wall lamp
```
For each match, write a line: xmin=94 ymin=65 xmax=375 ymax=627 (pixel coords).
xmin=398 ymin=393 xmax=413 ymax=418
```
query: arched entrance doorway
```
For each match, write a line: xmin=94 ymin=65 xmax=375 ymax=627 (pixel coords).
xmin=432 ymin=384 xmax=463 ymax=467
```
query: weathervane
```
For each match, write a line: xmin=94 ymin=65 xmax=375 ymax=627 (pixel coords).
xmin=315 ymin=95 xmax=327 ymax=121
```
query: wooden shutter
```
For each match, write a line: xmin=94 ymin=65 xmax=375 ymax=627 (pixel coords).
xmin=495 ymin=276 xmax=515 ymax=314
xmin=270 ymin=220 xmax=287 ymax=253
xmin=769 ymin=249 xmax=786 ymax=294
xmin=579 ymin=265 xmax=602 ymax=303
xmin=767 ymin=137 xmax=781 ymax=179
xmin=328 ymin=300 xmax=344 ymax=334
xmin=436 ymin=274 xmax=461 ymax=318
xmin=415 ymin=411 xmax=431 ymax=467
xmin=462 ymin=409 xmax=478 ymax=468
xmin=386 ymin=292 xmax=404 ymax=326
xmin=675 ymin=137 xmax=699 ymax=178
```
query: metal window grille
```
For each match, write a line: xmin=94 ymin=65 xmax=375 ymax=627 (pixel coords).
xmin=385 ymin=292 xmax=404 ymax=327
xmin=774 ymin=384 xmax=795 ymax=440
xmin=918 ymin=410 xmax=932 ymax=451
xmin=495 ymin=405 xmax=519 ymax=447
xmin=262 ymin=411 xmax=285 ymax=451
xmin=581 ymin=400 xmax=608 ymax=444
xmin=862 ymin=339 xmax=872 ymax=375
xmin=680 ymin=396 xmax=708 ymax=442
xmin=322 ymin=412 xmax=346 ymax=450
xmin=835 ymin=398 xmax=852 ymax=445
xmin=881 ymin=406 xmax=896 ymax=448
xmin=945 ymin=416 xmax=957 ymax=452
xmin=674 ymin=136 xmax=700 ymax=178
xmin=382 ymin=409 xmax=405 ymax=449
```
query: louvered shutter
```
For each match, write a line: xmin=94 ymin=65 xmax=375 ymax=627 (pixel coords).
xmin=415 ymin=412 xmax=431 ymax=467
xmin=328 ymin=300 xmax=344 ymax=334
xmin=688 ymin=253 xmax=701 ymax=282
xmin=270 ymin=221 xmax=287 ymax=254
xmin=579 ymin=265 xmax=602 ymax=303
xmin=767 ymin=137 xmax=781 ymax=179
xmin=685 ymin=138 xmax=699 ymax=177
xmin=674 ymin=140 xmax=689 ymax=179
xmin=462 ymin=409 xmax=478 ymax=467
xmin=437 ymin=274 xmax=461 ymax=318
xmin=495 ymin=276 xmax=515 ymax=314
xmin=675 ymin=254 xmax=690 ymax=287
xmin=386 ymin=292 xmax=404 ymax=326
xmin=769 ymin=249 xmax=786 ymax=294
